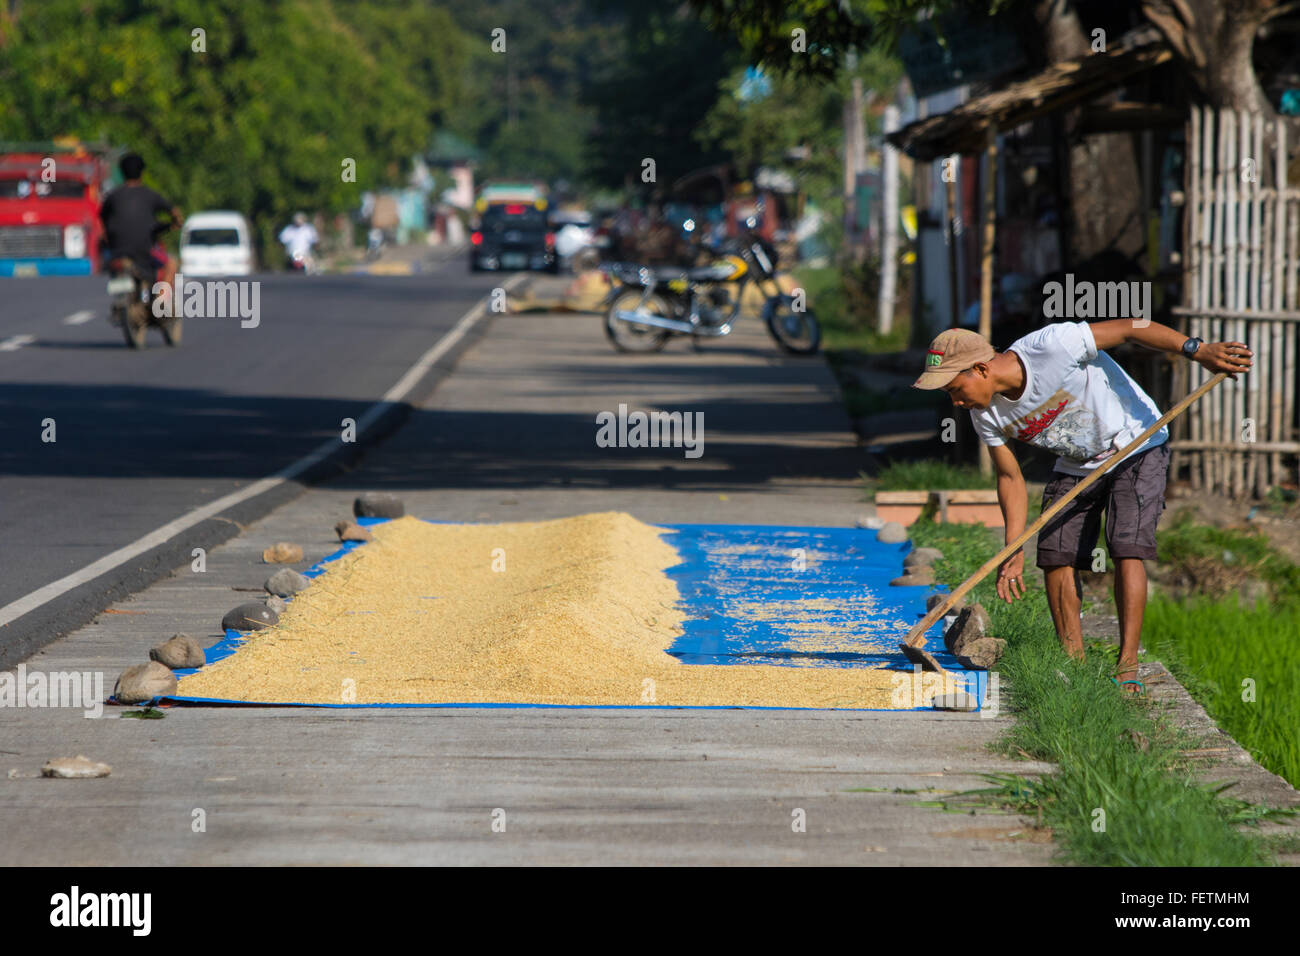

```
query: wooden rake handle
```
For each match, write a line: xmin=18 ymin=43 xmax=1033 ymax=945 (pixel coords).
xmin=902 ymin=371 xmax=1228 ymax=647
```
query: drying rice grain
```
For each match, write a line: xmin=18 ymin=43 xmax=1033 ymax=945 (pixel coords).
xmin=178 ymin=513 xmax=960 ymax=708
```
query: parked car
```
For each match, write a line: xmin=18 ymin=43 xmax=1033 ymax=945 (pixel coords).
xmin=469 ymin=202 xmax=556 ymax=273
xmin=179 ymin=211 xmax=254 ymax=276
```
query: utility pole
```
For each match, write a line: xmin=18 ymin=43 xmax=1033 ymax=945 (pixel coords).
xmin=843 ymin=49 xmax=864 ymax=262
xmin=878 ymin=103 xmax=900 ymax=335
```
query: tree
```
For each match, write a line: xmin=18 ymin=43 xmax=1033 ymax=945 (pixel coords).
xmin=0 ymin=0 xmax=469 ymax=255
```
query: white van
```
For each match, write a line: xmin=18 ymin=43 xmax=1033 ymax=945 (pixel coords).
xmin=179 ymin=211 xmax=254 ymax=276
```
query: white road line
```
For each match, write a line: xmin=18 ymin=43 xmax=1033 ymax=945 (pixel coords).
xmin=0 ymin=334 xmax=36 ymax=352
xmin=0 ymin=274 xmax=525 ymax=629
xmin=63 ymin=310 xmax=96 ymax=325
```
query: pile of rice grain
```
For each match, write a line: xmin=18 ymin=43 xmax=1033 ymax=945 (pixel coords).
xmin=177 ymin=512 xmax=960 ymax=708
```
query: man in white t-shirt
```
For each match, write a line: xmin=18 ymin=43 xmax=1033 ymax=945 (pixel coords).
xmin=912 ymin=321 xmax=1252 ymax=694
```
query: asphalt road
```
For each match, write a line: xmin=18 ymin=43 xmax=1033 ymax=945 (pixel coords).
xmin=0 ymin=262 xmax=501 ymax=660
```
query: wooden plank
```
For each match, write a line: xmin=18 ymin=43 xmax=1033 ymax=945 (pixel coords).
xmin=874 ymin=491 xmax=931 ymax=505
xmin=1172 ymin=306 xmax=1300 ymax=320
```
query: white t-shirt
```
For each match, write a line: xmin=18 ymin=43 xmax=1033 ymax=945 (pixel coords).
xmin=279 ymin=223 xmax=318 ymax=257
xmin=970 ymin=322 xmax=1167 ymax=476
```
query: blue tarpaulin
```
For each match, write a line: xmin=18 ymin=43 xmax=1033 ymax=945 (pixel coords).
xmin=159 ymin=518 xmax=985 ymax=710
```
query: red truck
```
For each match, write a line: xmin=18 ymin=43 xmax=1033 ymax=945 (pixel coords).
xmin=0 ymin=140 xmax=121 ymax=276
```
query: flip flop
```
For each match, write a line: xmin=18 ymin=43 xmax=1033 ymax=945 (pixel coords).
xmin=1111 ymin=677 xmax=1146 ymax=697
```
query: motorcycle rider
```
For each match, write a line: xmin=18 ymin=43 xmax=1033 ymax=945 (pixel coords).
xmin=99 ymin=152 xmax=181 ymax=295
xmin=279 ymin=212 xmax=319 ymax=270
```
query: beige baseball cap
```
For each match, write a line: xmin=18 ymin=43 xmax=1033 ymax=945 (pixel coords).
xmin=912 ymin=328 xmax=997 ymax=389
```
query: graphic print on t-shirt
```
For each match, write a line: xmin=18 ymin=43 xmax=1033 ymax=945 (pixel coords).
xmin=1000 ymin=388 xmax=1118 ymax=465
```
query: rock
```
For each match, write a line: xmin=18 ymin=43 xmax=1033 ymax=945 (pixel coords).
xmin=956 ymin=637 xmax=1006 ymax=670
xmin=856 ymin=515 xmax=886 ymax=530
xmin=943 ymin=603 xmax=991 ymax=656
xmin=877 ymin=521 xmax=909 ymax=544
xmin=890 ymin=567 xmax=936 ymax=587
xmin=265 ymin=596 xmax=288 ymax=615
xmin=262 ymin=542 xmax=304 ymax=564
xmin=931 ymin=691 xmax=979 ymax=712
xmin=221 ymin=602 xmax=279 ymax=632
xmin=353 ymin=493 xmax=405 ymax=519
xmin=42 ymin=755 xmax=111 ymax=779
xmin=903 ymin=547 xmax=944 ymax=570
xmin=113 ymin=661 xmax=178 ymax=704
xmin=149 ymin=634 xmax=205 ymax=669
xmin=335 ymin=520 xmax=373 ymax=543
xmin=926 ymin=592 xmax=966 ymax=615
xmin=265 ymin=568 xmax=310 ymax=597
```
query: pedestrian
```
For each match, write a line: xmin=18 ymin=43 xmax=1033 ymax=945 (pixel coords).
xmin=912 ymin=320 xmax=1253 ymax=694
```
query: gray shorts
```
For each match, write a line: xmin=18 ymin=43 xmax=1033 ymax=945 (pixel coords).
xmin=1036 ymin=443 xmax=1170 ymax=569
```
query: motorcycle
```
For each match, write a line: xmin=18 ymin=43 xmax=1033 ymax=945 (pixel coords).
xmin=286 ymin=248 xmax=317 ymax=274
xmin=106 ymin=252 xmax=180 ymax=349
xmin=600 ymin=219 xmax=821 ymax=354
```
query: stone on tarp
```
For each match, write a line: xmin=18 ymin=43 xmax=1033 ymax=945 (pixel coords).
xmin=265 ymin=568 xmax=310 ymax=597
xmin=42 ymin=755 xmax=111 ymax=779
xmin=903 ymin=547 xmax=944 ymax=570
xmin=943 ymin=603 xmax=991 ymax=656
xmin=262 ymin=542 xmax=304 ymax=564
xmin=926 ymin=592 xmax=966 ymax=615
xmin=221 ymin=602 xmax=279 ymax=632
xmin=149 ymin=634 xmax=205 ymax=669
xmin=890 ymin=567 xmax=936 ymax=587
xmin=335 ymin=520 xmax=373 ymax=542
xmin=856 ymin=515 xmax=886 ymax=530
xmin=353 ymin=493 xmax=405 ymax=519
xmin=114 ymin=661 xmax=178 ymax=704
xmin=877 ymin=521 xmax=908 ymax=544
xmin=956 ymin=637 xmax=1006 ymax=671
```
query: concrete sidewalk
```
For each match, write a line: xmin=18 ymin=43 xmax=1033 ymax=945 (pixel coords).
xmin=2 ymin=283 xmax=1057 ymax=865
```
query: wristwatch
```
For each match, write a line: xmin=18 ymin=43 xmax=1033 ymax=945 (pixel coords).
xmin=1181 ymin=336 xmax=1203 ymax=358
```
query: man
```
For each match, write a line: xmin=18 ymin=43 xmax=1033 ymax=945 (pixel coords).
xmin=913 ymin=321 xmax=1252 ymax=694
xmin=279 ymin=212 xmax=319 ymax=269
xmin=99 ymin=152 xmax=181 ymax=292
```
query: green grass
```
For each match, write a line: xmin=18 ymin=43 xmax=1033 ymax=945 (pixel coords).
xmin=1143 ymin=595 xmax=1300 ymax=788
xmin=906 ymin=519 xmax=1282 ymax=865
xmin=865 ymin=459 xmax=995 ymax=494
xmin=1157 ymin=508 xmax=1300 ymax=604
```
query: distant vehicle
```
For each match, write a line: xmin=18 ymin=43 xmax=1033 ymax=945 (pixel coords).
xmin=179 ymin=211 xmax=254 ymax=276
xmin=475 ymin=182 xmax=545 ymax=209
xmin=549 ymin=209 xmax=600 ymax=272
xmin=0 ymin=140 xmax=118 ymax=276
xmin=470 ymin=202 xmax=557 ymax=273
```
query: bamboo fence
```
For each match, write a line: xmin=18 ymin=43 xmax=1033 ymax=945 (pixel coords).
xmin=1175 ymin=106 xmax=1300 ymax=497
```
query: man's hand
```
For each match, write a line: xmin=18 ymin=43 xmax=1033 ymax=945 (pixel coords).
xmin=996 ymin=550 xmax=1027 ymax=603
xmin=1195 ymin=341 xmax=1253 ymax=378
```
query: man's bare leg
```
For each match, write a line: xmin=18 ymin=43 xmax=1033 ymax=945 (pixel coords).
xmin=1112 ymin=557 xmax=1146 ymax=692
xmin=1043 ymin=565 xmax=1085 ymax=661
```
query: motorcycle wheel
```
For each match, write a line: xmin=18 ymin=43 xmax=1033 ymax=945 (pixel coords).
xmin=162 ymin=314 xmax=183 ymax=347
xmin=122 ymin=302 xmax=148 ymax=349
xmin=763 ymin=295 xmax=821 ymax=354
xmin=604 ymin=290 xmax=672 ymax=353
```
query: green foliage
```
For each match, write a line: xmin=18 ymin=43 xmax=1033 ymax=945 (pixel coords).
xmin=0 ymin=0 xmax=467 ymax=257
xmin=1157 ymin=509 xmax=1300 ymax=604
xmin=795 ymin=264 xmax=911 ymax=352
xmin=907 ymin=519 xmax=1281 ymax=865
xmin=867 ymin=460 xmax=992 ymax=493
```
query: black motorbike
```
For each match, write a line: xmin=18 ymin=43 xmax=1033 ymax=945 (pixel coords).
xmin=599 ymin=221 xmax=820 ymax=354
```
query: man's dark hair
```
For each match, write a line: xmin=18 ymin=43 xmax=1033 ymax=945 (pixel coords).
xmin=119 ymin=153 xmax=145 ymax=180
